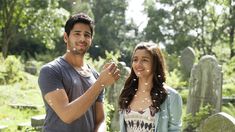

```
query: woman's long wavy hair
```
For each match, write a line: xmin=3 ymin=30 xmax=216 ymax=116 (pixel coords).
xmin=118 ymin=42 xmax=168 ymax=112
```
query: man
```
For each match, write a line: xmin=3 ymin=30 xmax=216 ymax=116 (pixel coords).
xmin=38 ymin=13 xmax=120 ymax=132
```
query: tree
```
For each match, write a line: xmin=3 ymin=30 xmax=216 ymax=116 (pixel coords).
xmin=90 ymin=0 xmax=128 ymax=59
xmin=0 ymin=0 xmax=69 ymax=58
xmin=228 ymin=0 xmax=235 ymax=58
xmin=67 ymin=0 xmax=140 ymax=63
xmin=143 ymin=0 xmax=233 ymax=58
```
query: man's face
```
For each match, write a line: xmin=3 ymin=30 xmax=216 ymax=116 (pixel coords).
xmin=64 ymin=23 xmax=92 ymax=55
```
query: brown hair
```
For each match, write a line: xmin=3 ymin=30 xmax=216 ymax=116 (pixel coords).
xmin=64 ymin=13 xmax=94 ymax=37
xmin=118 ymin=42 xmax=168 ymax=112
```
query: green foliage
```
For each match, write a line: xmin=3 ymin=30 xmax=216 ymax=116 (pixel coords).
xmin=179 ymin=89 xmax=189 ymax=104
xmin=0 ymin=81 xmax=44 ymax=131
xmin=222 ymin=56 xmax=235 ymax=96
xmin=193 ymin=0 xmax=207 ymax=9
xmin=104 ymin=101 xmax=114 ymax=132
xmin=103 ymin=50 xmax=121 ymax=63
xmin=71 ymin=0 xmax=93 ymax=17
xmin=164 ymin=53 xmax=180 ymax=72
xmin=89 ymin=0 xmax=129 ymax=59
xmin=143 ymin=0 xmax=233 ymax=58
xmin=24 ymin=59 xmax=43 ymax=75
xmin=224 ymin=56 xmax=235 ymax=76
xmin=166 ymin=68 xmax=187 ymax=89
xmin=222 ymin=103 xmax=235 ymax=117
xmin=24 ymin=7 xmax=69 ymax=49
xmin=34 ymin=50 xmax=61 ymax=63
xmin=0 ymin=53 xmax=6 ymax=84
xmin=0 ymin=0 xmax=70 ymax=58
xmin=0 ymin=60 xmax=43 ymax=130
xmin=223 ymin=83 xmax=235 ymax=97
xmin=85 ymin=50 xmax=121 ymax=72
xmin=0 ymin=105 xmax=44 ymax=132
xmin=183 ymin=104 xmax=213 ymax=131
xmin=3 ymin=56 xmax=26 ymax=84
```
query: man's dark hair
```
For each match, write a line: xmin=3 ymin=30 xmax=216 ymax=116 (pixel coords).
xmin=64 ymin=13 xmax=94 ymax=37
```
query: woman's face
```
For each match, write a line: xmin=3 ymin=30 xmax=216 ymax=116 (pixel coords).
xmin=132 ymin=49 xmax=153 ymax=78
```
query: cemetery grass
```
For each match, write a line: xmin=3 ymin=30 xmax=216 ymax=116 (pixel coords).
xmin=0 ymin=74 xmax=44 ymax=132
xmin=0 ymin=74 xmax=234 ymax=131
xmin=222 ymin=103 xmax=235 ymax=117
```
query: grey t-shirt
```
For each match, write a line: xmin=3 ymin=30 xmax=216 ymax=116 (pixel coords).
xmin=38 ymin=57 xmax=104 ymax=132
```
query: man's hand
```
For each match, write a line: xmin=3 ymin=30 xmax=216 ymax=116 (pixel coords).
xmin=97 ymin=62 xmax=120 ymax=87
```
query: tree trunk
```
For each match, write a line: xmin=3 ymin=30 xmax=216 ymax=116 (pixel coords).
xmin=229 ymin=26 xmax=234 ymax=58
xmin=1 ymin=0 xmax=17 ymax=58
xmin=2 ymin=37 xmax=9 ymax=58
xmin=1 ymin=24 xmax=12 ymax=58
xmin=1 ymin=28 xmax=11 ymax=58
xmin=229 ymin=0 xmax=235 ymax=58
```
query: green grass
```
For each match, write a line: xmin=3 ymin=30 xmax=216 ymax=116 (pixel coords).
xmin=222 ymin=103 xmax=235 ymax=117
xmin=0 ymin=72 xmax=234 ymax=131
xmin=0 ymin=74 xmax=44 ymax=131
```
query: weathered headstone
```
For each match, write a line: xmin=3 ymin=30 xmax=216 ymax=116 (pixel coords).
xmin=17 ymin=122 xmax=31 ymax=130
xmin=24 ymin=61 xmax=37 ymax=75
xmin=31 ymin=114 xmax=45 ymax=127
xmin=0 ymin=125 xmax=7 ymax=132
xmin=186 ymin=55 xmax=223 ymax=115
xmin=222 ymin=96 xmax=235 ymax=105
xmin=9 ymin=103 xmax=42 ymax=110
xmin=199 ymin=112 xmax=235 ymax=132
xmin=180 ymin=47 xmax=196 ymax=78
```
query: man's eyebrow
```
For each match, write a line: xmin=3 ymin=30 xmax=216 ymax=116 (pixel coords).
xmin=73 ymin=30 xmax=91 ymax=35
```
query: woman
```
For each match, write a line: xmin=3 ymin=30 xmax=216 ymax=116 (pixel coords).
xmin=118 ymin=42 xmax=182 ymax=132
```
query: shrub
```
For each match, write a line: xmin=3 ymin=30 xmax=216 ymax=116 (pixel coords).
xmin=166 ymin=68 xmax=187 ymax=89
xmin=183 ymin=104 xmax=213 ymax=132
xmin=3 ymin=56 xmax=26 ymax=84
xmin=104 ymin=101 xmax=114 ymax=132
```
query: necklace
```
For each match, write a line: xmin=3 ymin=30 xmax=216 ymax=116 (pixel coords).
xmin=75 ymin=66 xmax=92 ymax=77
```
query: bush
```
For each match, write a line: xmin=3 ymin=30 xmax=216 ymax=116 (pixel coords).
xmin=104 ymin=101 xmax=114 ymax=132
xmin=3 ymin=56 xmax=26 ymax=84
xmin=183 ymin=104 xmax=213 ymax=132
xmin=166 ymin=68 xmax=187 ymax=89
xmin=222 ymin=103 xmax=235 ymax=117
xmin=222 ymin=56 xmax=235 ymax=96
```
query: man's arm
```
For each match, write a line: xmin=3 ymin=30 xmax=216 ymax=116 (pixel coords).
xmin=94 ymin=102 xmax=106 ymax=132
xmin=44 ymin=63 xmax=120 ymax=124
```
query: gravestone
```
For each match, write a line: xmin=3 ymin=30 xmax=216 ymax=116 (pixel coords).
xmin=0 ymin=125 xmax=7 ymax=132
xmin=199 ymin=112 xmax=235 ymax=132
xmin=24 ymin=61 xmax=37 ymax=75
xmin=180 ymin=47 xmax=196 ymax=78
xmin=31 ymin=114 xmax=45 ymax=128
xmin=17 ymin=122 xmax=31 ymax=130
xmin=186 ymin=55 xmax=223 ymax=115
xmin=222 ymin=96 xmax=235 ymax=105
xmin=9 ymin=103 xmax=39 ymax=110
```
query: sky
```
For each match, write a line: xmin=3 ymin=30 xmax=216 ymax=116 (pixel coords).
xmin=125 ymin=0 xmax=148 ymax=32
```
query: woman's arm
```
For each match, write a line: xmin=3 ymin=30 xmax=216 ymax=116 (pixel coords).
xmin=168 ymin=91 xmax=183 ymax=132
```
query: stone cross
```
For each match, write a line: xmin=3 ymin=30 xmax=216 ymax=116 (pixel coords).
xmin=186 ymin=55 xmax=223 ymax=115
xmin=199 ymin=112 xmax=235 ymax=132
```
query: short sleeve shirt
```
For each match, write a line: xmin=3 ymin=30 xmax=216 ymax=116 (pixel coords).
xmin=38 ymin=57 xmax=104 ymax=132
